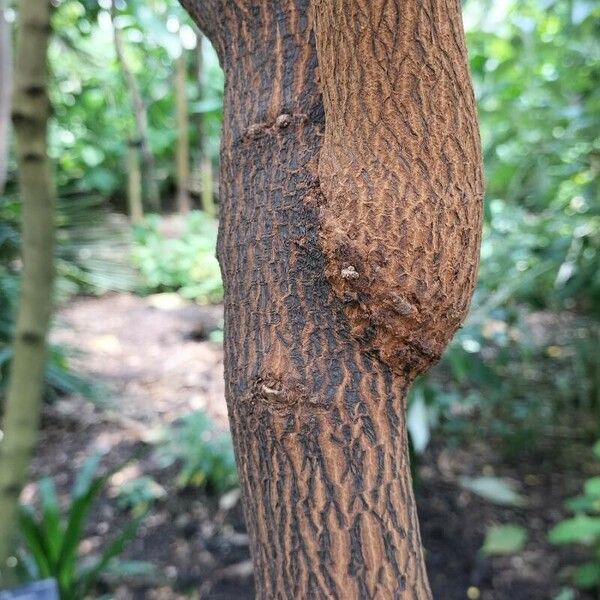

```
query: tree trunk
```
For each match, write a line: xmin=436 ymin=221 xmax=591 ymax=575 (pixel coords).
xmin=127 ymin=139 xmax=144 ymax=224
xmin=0 ymin=0 xmax=55 ymax=586
xmin=0 ymin=0 xmax=11 ymax=193
xmin=199 ymin=156 xmax=215 ymax=217
xmin=180 ymin=1 xmax=483 ymax=597
xmin=193 ymin=35 xmax=216 ymax=217
xmin=175 ymin=51 xmax=191 ymax=214
xmin=111 ymin=1 xmax=161 ymax=212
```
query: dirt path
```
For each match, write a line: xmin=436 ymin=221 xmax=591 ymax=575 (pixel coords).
xmin=51 ymin=293 xmax=228 ymax=427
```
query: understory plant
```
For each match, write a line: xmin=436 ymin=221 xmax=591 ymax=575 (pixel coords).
xmin=157 ymin=411 xmax=237 ymax=493
xmin=0 ymin=194 xmax=130 ymax=406
xmin=549 ymin=441 xmax=600 ymax=592
xmin=18 ymin=454 xmax=147 ymax=600
xmin=131 ymin=211 xmax=223 ymax=304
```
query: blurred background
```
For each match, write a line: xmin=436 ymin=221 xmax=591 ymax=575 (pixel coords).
xmin=0 ymin=0 xmax=599 ymax=598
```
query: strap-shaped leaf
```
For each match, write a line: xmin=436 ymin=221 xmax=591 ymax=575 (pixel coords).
xmin=18 ymin=505 xmax=52 ymax=579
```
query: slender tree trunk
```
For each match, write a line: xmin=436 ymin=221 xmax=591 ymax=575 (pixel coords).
xmin=180 ymin=1 xmax=483 ymax=597
xmin=127 ymin=139 xmax=144 ymax=224
xmin=0 ymin=0 xmax=55 ymax=586
xmin=199 ymin=156 xmax=215 ymax=217
xmin=175 ymin=52 xmax=191 ymax=214
xmin=111 ymin=2 xmax=161 ymax=212
xmin=193 ymin=35 xmax=216 ymax=217
xmin=0 ymin=0 xmax=11 ymax=193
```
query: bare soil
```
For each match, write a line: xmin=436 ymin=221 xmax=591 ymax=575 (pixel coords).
xmin=29 ymin=293 xmax=593 ymax=599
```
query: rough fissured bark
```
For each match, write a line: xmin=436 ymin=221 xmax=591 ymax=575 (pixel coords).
xmin=180 ymin=1 xmax=482 ymax=597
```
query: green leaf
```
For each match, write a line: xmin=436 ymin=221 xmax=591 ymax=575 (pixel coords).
xmin=77 ymin=514 xmax=146 ymax=596
xmin=18 ymin=506 xmax=52 ymax=578
xmin=584 ymin=477 xmax=600 ymax=498
xmin=565 ymin=494 xmax=598 ymax=513
xmin=407 ymin=389 xmax=431 ymax=454
xmin=37 ymin=477 xmax=63 ymax=566
xmin=102 ymin=560 xmax=154 ymax=577
xmin=58 ymin=454 xmax=135 ymax=586
xmin=481 ymin=524 xmax=528 ymax=555
xmin=549 ymin=515 xmax=600 ymax=545
xmin=57 ymin=454 xmax=108 ymax=591
xmin=553 ymin=588 xmax=576 ymax=600
xmin=574 ymin=562 xmax=600 ymax=589
xmin=459 ymin=476 xmax=526 ymax=507
xmin=593 ymin=441 xmax=600 ymax=460
xmin=71 ymin=453 xmax=102 ymax=499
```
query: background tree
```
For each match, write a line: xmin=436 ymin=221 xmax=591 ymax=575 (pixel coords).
xmin=111 ymin=0 xmax=161 ymax=212
xmin=0 ymin=0 xmax=11 ymax=193
xmin=175 ymin=50 xmax=191 ymax=214
xmin=193 ymin=32 xmax=216 ymax=217
xmin=180 ymin=0 xmax=483 ymax=596
xmin=0 ymin=0 xmax=55 ymax=585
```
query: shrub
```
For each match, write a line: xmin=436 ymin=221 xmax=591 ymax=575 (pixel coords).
xmin=18 ymin=454 xmax=147 ymax=600
xmin=157 ymin=411 xmax=238 ymax=493
xmin=131 ymin=212 xmax=223 ymax=304
xmin=549 ymin=441 xmax=600 ymax=591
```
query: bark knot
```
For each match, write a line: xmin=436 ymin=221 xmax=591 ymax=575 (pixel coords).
xmin=275 ymin=113 xmax=292 ymax=128
xmin=242 ymin=114 xmax=308 ymax=143
xmin=253 ymin=374 xmax=302 ymax=410
xmin=341 ymin=265 xmax=359 ymax=280
xmin=247 ymin=374 xmax=329 ymax=421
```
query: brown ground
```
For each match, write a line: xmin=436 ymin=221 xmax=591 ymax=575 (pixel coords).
xmin=29 ymin=294 xmax=592 ymax=599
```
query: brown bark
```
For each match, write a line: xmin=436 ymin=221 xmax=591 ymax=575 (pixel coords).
xmin=179 ymin=1 xmax=483 ymax=598
xmin=312 ymin=0 xmax=484 ymax=378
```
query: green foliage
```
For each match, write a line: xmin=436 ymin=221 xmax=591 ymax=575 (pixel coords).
xmin=18 ymin=454 xmax=146 ymax=600
xmin=115 ymin=476 xmax=166 ymax=516
xmin=482 ymin=524 xmax=529 ymax=556
xmin=0 ymin=193 xmax=127 ymax=403
xmin=459 ymin=476 xmax=526 ymax=507
xmin=40 ymin=0 xmax=223 ymax=201
xmin=54 ymin=193 xmax=138 ymax=297
xmin=157 ymin=411 xmax=238 ymax=493
xmin=549 ymin=442 xmax=600 ymax=590
xmin=466 ymin=0 xmax=600 ymax=313
xmin=131 ymin=211 xmax=223 ymax=303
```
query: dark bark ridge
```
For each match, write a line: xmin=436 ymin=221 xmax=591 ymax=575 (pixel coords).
xmin=179 ymin=1 xmax=483 ymax=598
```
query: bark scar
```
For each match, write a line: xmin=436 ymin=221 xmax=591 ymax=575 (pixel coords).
xmin=243 ymin=113 xmax=308 ymax=141
xmin=247 ymin=373 xmax=329 ymax=419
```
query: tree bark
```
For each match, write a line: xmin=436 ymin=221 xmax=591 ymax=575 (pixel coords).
xmin=0 ymin=0 xmax=55 ymax=586
xmin=179 ymin=1 xmax=483 ymax=597
xmin=0 ymin=0 xmax=11 ymax=193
